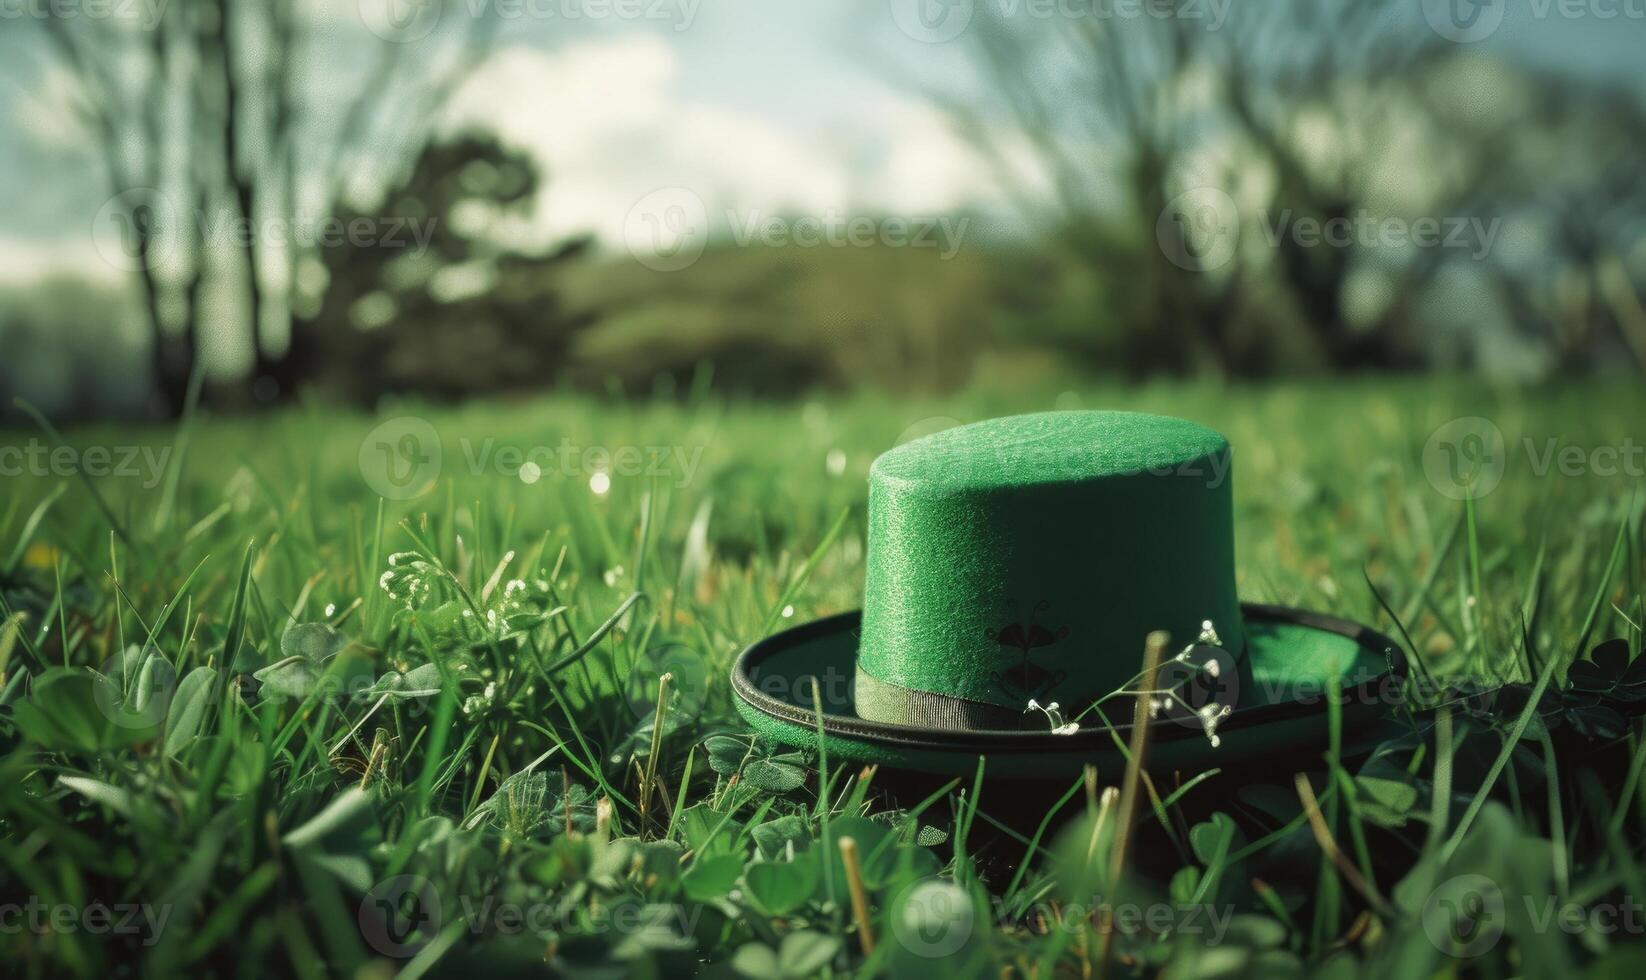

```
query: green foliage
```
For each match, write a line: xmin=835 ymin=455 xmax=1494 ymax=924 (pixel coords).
xmin=0 ymin=380 xmax=1643 ymax=976
xmin=10 ymin=669 xmax=153 ymax=752
xmin=705 ymin=735 xmax=809 ymax=794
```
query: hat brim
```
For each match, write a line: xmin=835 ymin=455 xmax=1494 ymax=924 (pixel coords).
xmin=731 ymin=604 xmax=1410 ymax=778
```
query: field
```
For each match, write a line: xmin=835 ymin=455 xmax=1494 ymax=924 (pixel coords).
xmin=3 ymin=378 xmax=1646 ymax=977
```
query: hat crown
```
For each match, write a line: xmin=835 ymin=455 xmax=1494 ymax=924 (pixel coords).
xmin=857 ymin=411 xmax=1243 ymax=727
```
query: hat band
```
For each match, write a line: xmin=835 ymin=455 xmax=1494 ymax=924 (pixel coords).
xmin=854 ymin=666 xmax=1024 ymax=730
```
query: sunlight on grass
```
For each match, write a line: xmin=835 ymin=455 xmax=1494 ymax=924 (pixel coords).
xmin=1 ymin=378 xmax=1643 ymax=974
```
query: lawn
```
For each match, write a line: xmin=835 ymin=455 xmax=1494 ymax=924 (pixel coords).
xmin=2 ymin=377 xmax=1645 ymax=977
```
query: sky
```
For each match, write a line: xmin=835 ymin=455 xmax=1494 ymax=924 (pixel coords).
xmin=0 ymin=0 xmax=992 ymax=285
xmin=0 ymin=0 xmax=1643 ymax=285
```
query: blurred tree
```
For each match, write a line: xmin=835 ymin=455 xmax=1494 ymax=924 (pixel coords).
xmin=35 ymin=0 xmax=542 ymax=414
xmin=915 ymin=0 xmax=1646 ymax=378
xmin=286 ymin=133 xmax=595 ymax=403
xmin=918 ymin=0 xmax=1439 ymax=375
xmin=1444 ymin=68 xmax=1646 ymax=374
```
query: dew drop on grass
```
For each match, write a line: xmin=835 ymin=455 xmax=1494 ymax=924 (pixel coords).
xmin=589 ymin=471 xmax=611 ymax=495
xmin=520 ymin=461 xmax=541 ymax=484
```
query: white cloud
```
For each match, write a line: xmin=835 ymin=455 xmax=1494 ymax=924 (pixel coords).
xmin=0 ymin=27 xmax=1009 ymax=288
xmin=13 ymin=64 xmax=93 ymax=153
xmin=0 ymin=234 xmax=119 ymax=286
xmin=858 ymin=94 xmax=1048 ymax=217
xmin=441 ymin=34 xmax=1000 ymax=249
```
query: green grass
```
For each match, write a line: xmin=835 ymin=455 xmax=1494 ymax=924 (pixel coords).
xmin=2 ymin=377 xmax=1645 ymax=977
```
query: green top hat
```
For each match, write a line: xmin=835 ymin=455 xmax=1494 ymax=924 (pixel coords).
xmin=732 ymin=411 xmax=1408 ymax=778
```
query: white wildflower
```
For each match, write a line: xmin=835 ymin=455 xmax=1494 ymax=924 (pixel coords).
xmin=461 ymin=681 xmax=500 ymax=718
xmin=1197 ymin=703 xmax=1232 ymax=748
xmin=1026 ymin=699 xmax=1080 ymax=735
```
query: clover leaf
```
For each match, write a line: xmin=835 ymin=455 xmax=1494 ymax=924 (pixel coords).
xmin=1568 ymin=637 xmax=1646 ymax=704
xmin=704 ymin=735 xmax=808 ymax=794
xmin=367 ymin=662 xmax=443 ymax=700
xmin=253 ymin=623 xmax=349 ymax=700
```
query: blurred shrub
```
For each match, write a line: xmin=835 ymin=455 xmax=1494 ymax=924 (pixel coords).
xmin=563 ymin=238 xmax=999 ymax=397
xmin=0 ymin=278 xmax=149 ymax=420
xmin=280 ymin=133 xmax=595 ymax=405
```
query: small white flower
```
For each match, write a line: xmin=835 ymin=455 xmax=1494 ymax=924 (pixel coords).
xmin=1196 ymin=703 xmax=1232 ymax=748
xmin=1205 ymin=658 xmax=1221 ymax=679
xmin=1025 ymin=698 xmax=1080 ymax=735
